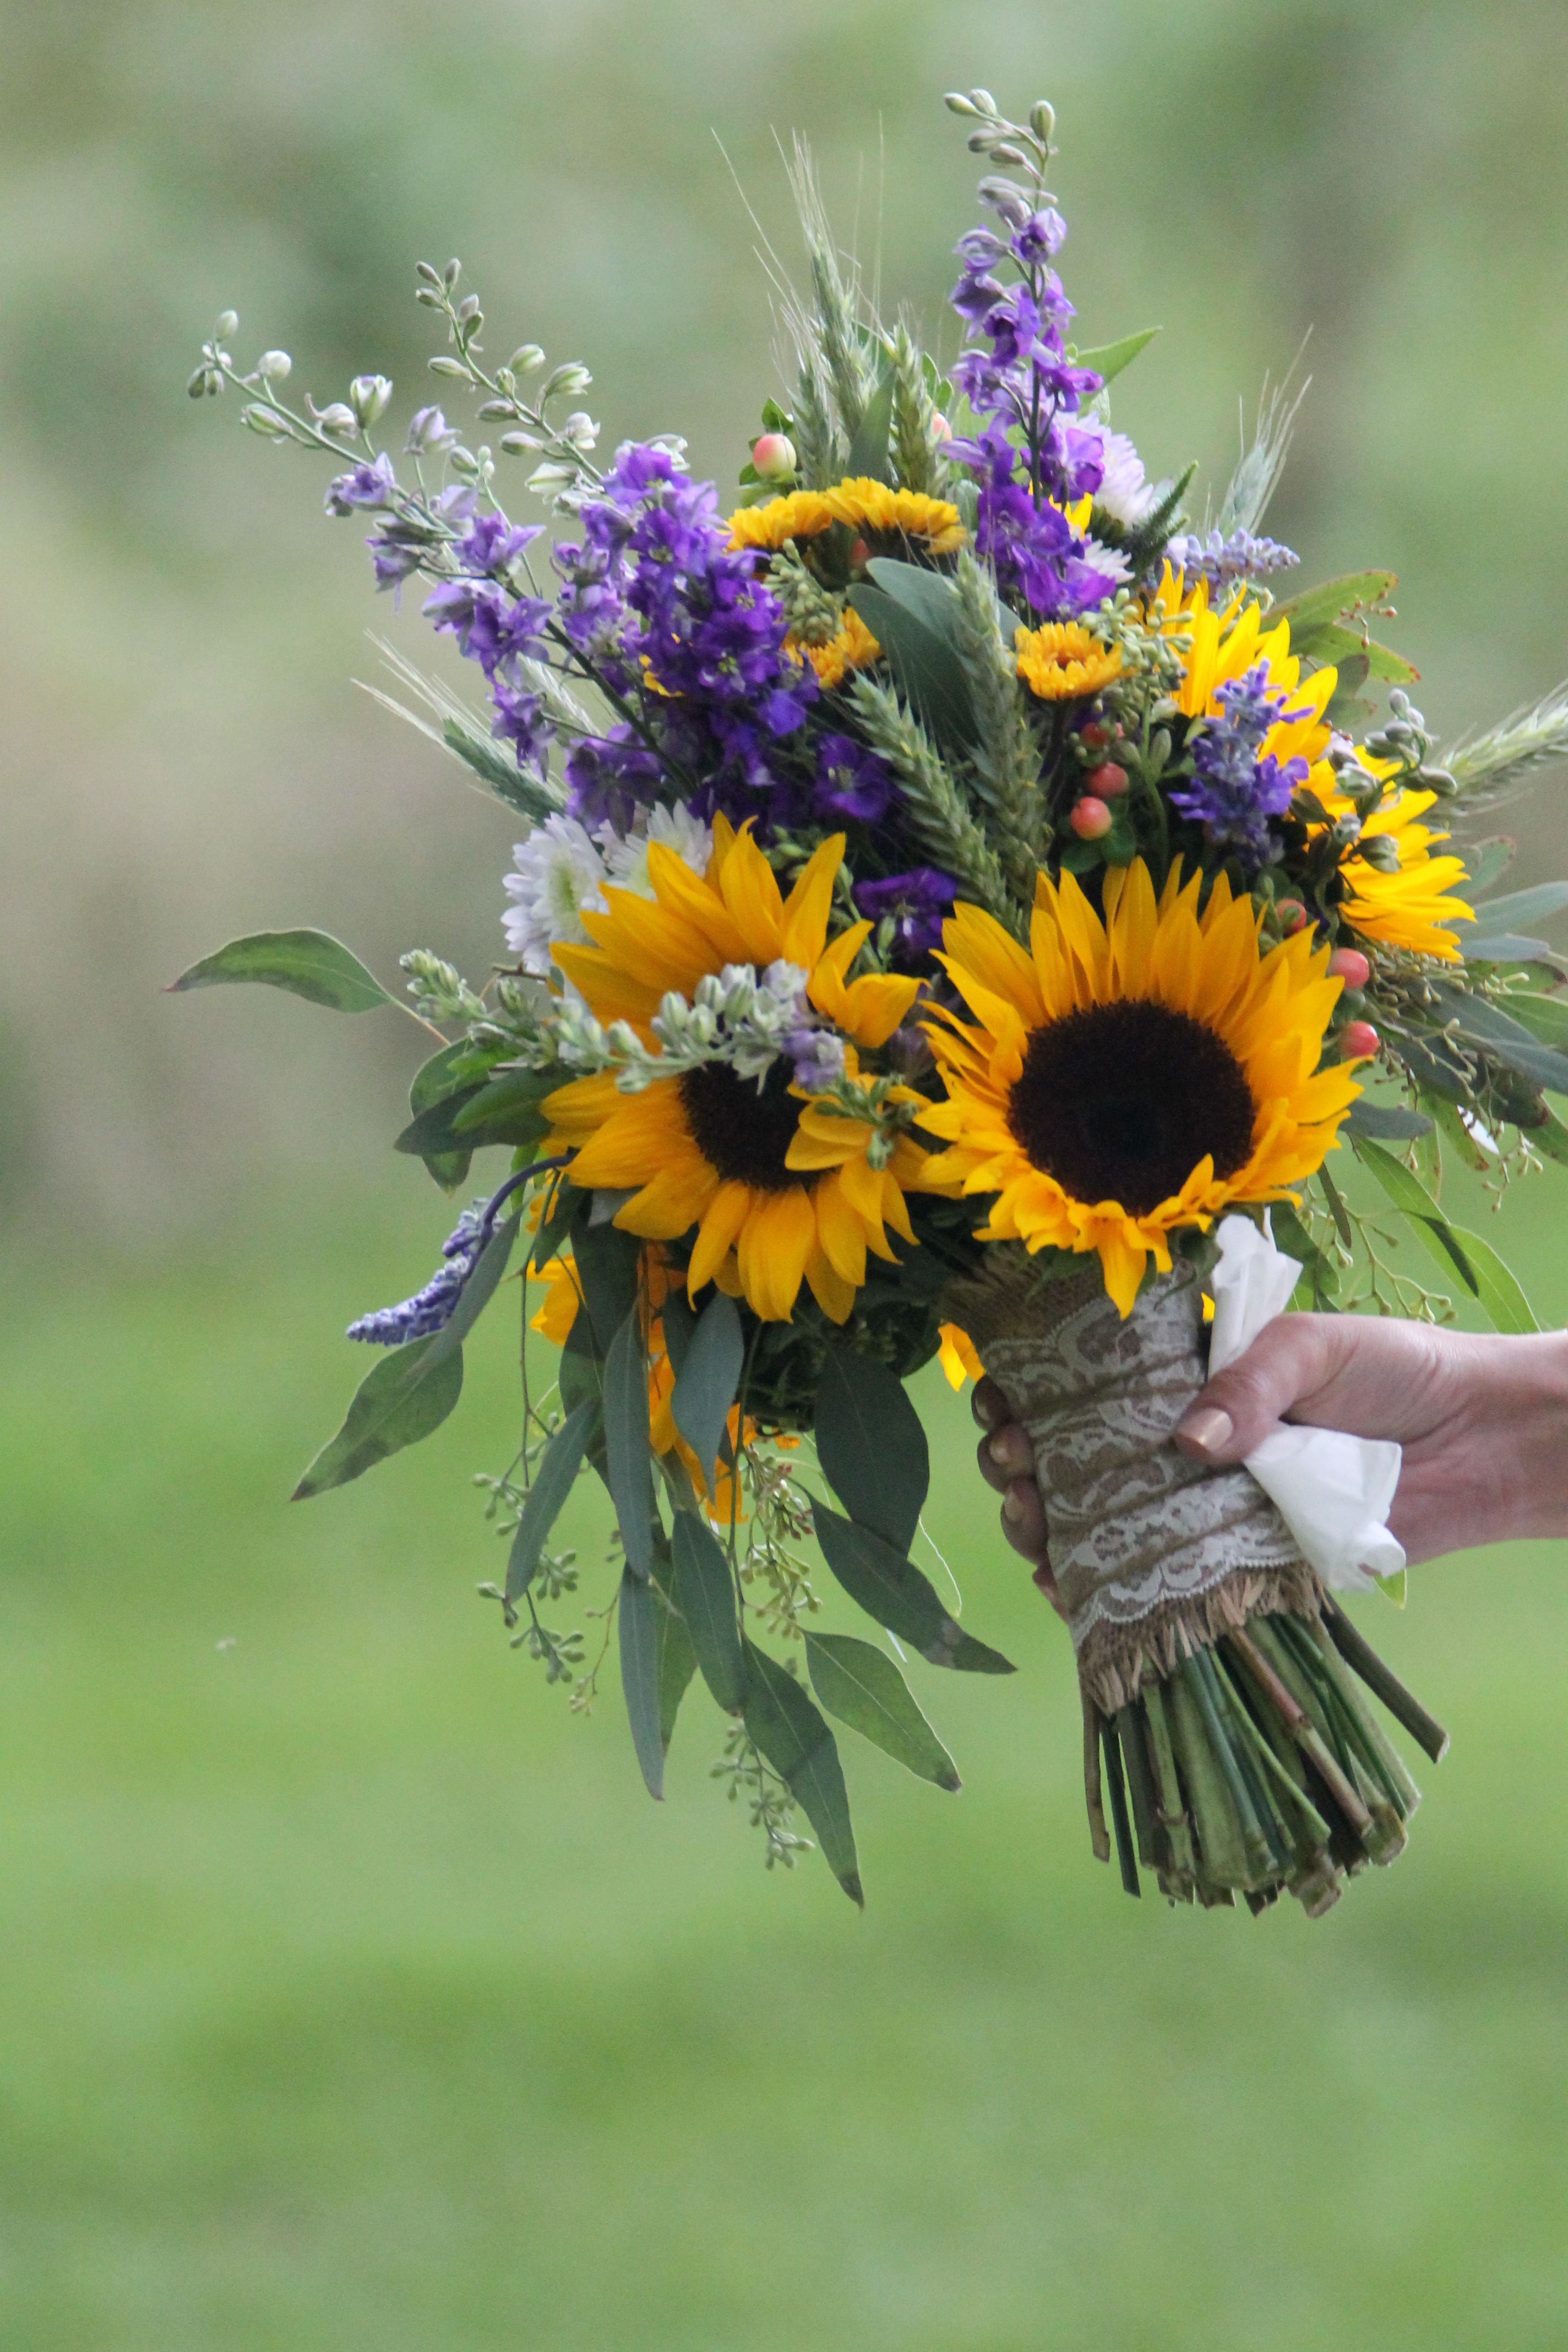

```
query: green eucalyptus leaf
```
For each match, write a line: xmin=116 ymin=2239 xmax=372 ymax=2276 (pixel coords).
xmin=573 ymin=1221 xmax=642 ymax=1354
xmin=1271 ymin=571 xmax=1397 ymax=642
xmin=803 ymin=1632 xmax=960 ymax=1790
xmin=1462 ymin=837 xmax=1516 ymax=896
xmin=168 ymin=928 xmax=393 ymax=1012
xmin=1354 ymin=1136 xmax=1480 ymax=1297
xmin=813 ymin=1344 xmax=929 ymax=1555
xmin=1463 ymin=934 xmax=1554 ymax=965
xmin=651 ymin=1572 xmax=698 ymax=1752
xmin=409 ymin=1042 xmax=477 ymax=1190
xmin=660 ymin=1289 xmax=697 ymax=1382
xmin=810 ymin=1502 xmax=1014 ymax=1674
xmin=1423 ymin=979 xmax=1568 ymax=1094
xmin=1074 ymin=325 xmax=1161 ymax=386
xmin=530 ymin=1178 xmax=584 ymax=1280
xmin=1435 ymin=1222 xmax=1539 ymax=1334
xmin=603 ymin=1306 xmax=656 ymax=1577
xmin=671 ymin=1293 xmax=744 ymax=1487
xmin=1344 ymin=1099 xmax=1434 ymax=1142
xmin=669 ymin=1510 xmax=746 ymax=1712
xmin=848 ymin=582 xmax=974 ymax=752
xmin=451 ymin=1068 xmax=557 ymax=1144
xmin=292 ymin=1336 xmax=464 ymax=1500
xmin=618 ymin=1569 xmax=665 ymax=1799
xmin=742 ymin=1641 xmax=862 ymax=1904
xmin=505 ymin=1395 xmax=599 ymax=1602
xmin=1461 ymin=880 xmax=1568 ymax=932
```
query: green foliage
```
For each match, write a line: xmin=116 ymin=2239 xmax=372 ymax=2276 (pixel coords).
xmin=408 ymin=1041 xmax=476 ymax=1191
xmin=292 ymin=1335 xmax=465 ymax=1499
xmin=850 ymin=567 xmax=975 ymax=753
xmin=803 ymin=1631 xmax=960 ymax=1790
xmin=742 ymin=1641 xmax=862 ymax=1904
xmin=810 ymin=1504 xmax=1014 ymax=1674
xmin=669 ymin=1510 xmax=747 ymax=1713
xmin=888 ymin=323 xmax=949 ymax=498
xmin=843 ymin=355 xmax=895 ymax=483
xmin=1074 ymin=325 xmax=1161 ymax=385
xmin=813 ymin=1343 xmax=929 ymax=1556
xmin=505 ymin=1396 xmax=599 ymax=1602
xmin=1354 ymin=1137 xmax=1539 ymax=1331
xmin=168 ymin=928 xmax=392 ymax=1012
xmin=670 ymin=1293 xmax=743 ymax=1488
xmin=617 ymin=1566 xmax=666 ymax=1798
xmin=845 ymin=674 xmax=1015 ymax=929
xmin=950 ymin=549 xmax=1046 ymax=901
xmin=603 ymin=1307 xmax=656 ymax=1577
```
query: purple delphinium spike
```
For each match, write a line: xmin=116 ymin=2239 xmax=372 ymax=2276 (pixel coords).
xmin=1165 ymin=529 xmax=1300 ymax=590
xmin=348 ymin=1204 xmax=487 ymax=1345
xmin=854 ymin=868 xmax=958 ymax=962
xmin=1169 ymin=661 xmax=1313 ymax=869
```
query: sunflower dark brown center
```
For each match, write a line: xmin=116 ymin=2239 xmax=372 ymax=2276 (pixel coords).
xmin=1007 ymin=1000 xmax=1255 ymax=1217
xmin=679 ymin=1058 xmax=811 ymax=1193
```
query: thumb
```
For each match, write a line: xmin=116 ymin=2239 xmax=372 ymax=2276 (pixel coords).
xmin=1174 ymin=1314 xmax=1346 ymax=1462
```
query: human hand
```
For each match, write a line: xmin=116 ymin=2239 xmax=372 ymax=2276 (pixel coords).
xmin=975 ymin=1314 xmax=1568 ymax=1573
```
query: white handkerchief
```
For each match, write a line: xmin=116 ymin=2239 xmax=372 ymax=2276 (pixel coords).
xmin=1206 ymin=1214 xmax=1406 ymax=1594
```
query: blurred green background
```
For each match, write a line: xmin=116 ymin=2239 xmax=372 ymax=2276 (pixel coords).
xmin=6 ymin=1 xmax=1568 ymax=2343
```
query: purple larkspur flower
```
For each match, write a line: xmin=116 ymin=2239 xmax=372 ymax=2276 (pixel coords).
xmin=348 ymin=1204 xmax=487 ymax=1345
xmin=455 ymin=511 xmax=543 ymax=578
xmin=564 ymin=726 xmax=664 ymax=832
xmin=1165 ymin=529 xmax=1300 ymax=590
xmin=491 ymin=681 xmax=553 ymax=776
xmin=855 ymin=868 xmax=957 ymax=962
xmin=1169 ymin=661 xmax=1312 ymax=868
xmin=812 ymin=732 xmax=894 ymax=823
xmin=325 ymin=453 xmax=397 ymax=515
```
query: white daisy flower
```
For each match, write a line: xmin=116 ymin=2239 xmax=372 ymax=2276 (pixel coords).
xmin=1094 ymin=430 xmax=1159 ymax=529
xmin=502 ymin=814 xmax=609 ymax=975
xmin=600 ymin=800 xmax=712 ymax=896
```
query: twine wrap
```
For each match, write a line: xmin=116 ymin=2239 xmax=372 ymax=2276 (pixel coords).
xmin=946 ymin=1245 xmax=1321 ymax=1713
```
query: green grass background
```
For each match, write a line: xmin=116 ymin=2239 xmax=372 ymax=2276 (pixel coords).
xmin=8 ymin=0 xmax=1568 ymax=2343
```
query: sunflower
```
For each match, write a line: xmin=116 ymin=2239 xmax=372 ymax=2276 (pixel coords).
xmin=936 ymin=1321 xmax=983 ymax=1389
xmin=820 ymin=477 xmax=967 ymax=554
xmin=1306 ymin=777 xmax=1471 ymax=961
xmin=918 ymin=859 xmax=1363 ymax=1315
xmin=795 ymin=603 xmax=881 ymax=689
xmin=1174 ymin=582 xmax=1340 ymax=769
xmin=544 ymin=821 xmax=930 ymax=1324
xmin=1015 ymin=619 xmax=1123 ymax=702
xmin=727 ymin=490 xmax=835 ymax=553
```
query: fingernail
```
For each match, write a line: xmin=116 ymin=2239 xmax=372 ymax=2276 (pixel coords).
xmin=1001 ymin=1489 xmax=1023 ymax=1523
xmin=1178 ymin=1405 xmax=1233 ymax=1456
xmin=987 ymin=1432 xmax=1013 ymax=1467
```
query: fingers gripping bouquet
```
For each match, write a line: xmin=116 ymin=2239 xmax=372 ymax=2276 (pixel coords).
xmin=183 ymin=89 xmax=1568 ymax=1914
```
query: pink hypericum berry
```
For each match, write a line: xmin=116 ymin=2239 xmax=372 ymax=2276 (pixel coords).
xmin=1327 ymin=948 xmax=1372 ymax=987
xmin=931 ymin=412 xmax=953 ymax=440
xmin=1276 ymin=900 xmax=1308 ymax=934
xmin=751 ymin=431 xmax=797 ymax=481
xmin=1085 ymin=760 xmax=1128 ymax=799
xmin=1340 ymin=1020 xmax=1380 ymax=1059
xmin=1069 ymin=796 xmax=1113 ymax=840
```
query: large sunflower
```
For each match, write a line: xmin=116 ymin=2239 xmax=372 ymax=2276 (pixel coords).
xmin=545 ymin=821 xmax=929 ymax=1323
xmin=918 ymin=860 xmax=1363 ymax=1315
xmin=726 ymin=478 xmax=965 ymax=557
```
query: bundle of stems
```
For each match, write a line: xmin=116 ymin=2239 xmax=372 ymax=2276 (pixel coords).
xmin=1084 ymin=1598 xmax=1449 ymax=1917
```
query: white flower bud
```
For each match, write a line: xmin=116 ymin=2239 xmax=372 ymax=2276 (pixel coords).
xmin=499 ymin=431 xmax=543 ymax=455
xmin=1030 ymin=99 xmax=1057 ymax=141
xmin=350 ymin=372 xmax=392 ymax=424
xmin=256 ymin=349 xmax=292 ymax=380
xmin=542 ymin=362 xmax=592 ymax=399
xmin=216 ymin=309 xmax=239 ymax=337
xmin=428 ymin=356 xmax=471 ymax=379
xmin=508 ymin=344 xmax=546 ymax=375
xmin=968 ymin=88 xmax=998 ymax=115
xmin=442 ymin=258 xmax=461 ymax=287
xmin=562 ymin=411 xmax=599 ymax=450
xmin=455 ymin=295 xmax=482 ymax=325
xmin=943 ymin=91 xmax=981 ymax=116
xmin=314 ymin=401 xmax=358 ymax=437
xmin=242 ymin=404 xmax=291 ymax=438
xmin=527 ymin=461 xmax=576 ymax=490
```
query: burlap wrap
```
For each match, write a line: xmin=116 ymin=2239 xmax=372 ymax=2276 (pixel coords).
xmin=945 ymin=1246 xmax=1321 ymax=1712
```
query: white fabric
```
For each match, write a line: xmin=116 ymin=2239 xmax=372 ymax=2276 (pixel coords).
xmin=1207 ymin=1215 xmax=1406 ymax=1594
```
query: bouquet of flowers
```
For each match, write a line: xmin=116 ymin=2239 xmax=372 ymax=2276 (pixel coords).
xmin=180 ymin=88 xmax=1568 ymax=1916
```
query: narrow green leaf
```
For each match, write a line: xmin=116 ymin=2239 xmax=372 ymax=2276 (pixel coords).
xmin=451 ymin=1068 xmax=557 ymax=1142
xmin=669 ymin=1510 xmax=746 ymax=1712
xmin=660 ymin=1289 xmax=697 ymax=1382
xmin=505 ymin=1396 xmax=599 ymax=1602
xmin=409 ymin=1041 xmax=476 ymax=1190
xmin=671 ymin=1293 xmax=744 ymax=1486
xmin=1345 ymin=1098 xmax=1434 ymax=1142
xmin=848 ymin=582 xmax=974 ymax=752
xmin=804 ymin=1632 xmax=960 ymax=1790
xmin=1463 ymin=837 xmax=1516 ymax=896
xmin=618 ymin=1569 xmax=665 ymax=1799
xmin=810 ymin=1503 xmax=1014 ymax=1674
xmin=1423 ymin=979 xmax=1568 ymax=1094
xmin=1374 ymin=1567 xmax=1409 ymax=1608
xmin=651 ymin=1574 xmax=698 ymax=1753
xmin=1074 ymin=325 xmax=1161 ymax=385
xmin=168 ymin=927 xmax=393 ymax=1012
xmin=1354 ymin=1136 xmax=1480 ymax=1297
xmin=1461 ymin=880 xmax=1568 ymax=932
xmin=603 ymin=1308 xmax=656 ymax=1577
xmin=742 ymin=1642 xmax=862 ymax=1904
xmin=529 ymin=1178 xmax=582 ymax=1280
xmin=1440 ymin=1222 xmax=1540 ymax=1333
xmin=1318 ymin=1159 xmax=1355 ymax=1250
xmin=844 ymin=358 xmax=895 ymax=483
xmin=813 ymin=1344 xmax=929 ymax=1556
xmin=292 ymin=1337 xmax=464 ymax=1499
xmin=573 ymin=1221 xmax=642 ymax=1353
xmin=1463 ymin=934 xmax=1554 ymax=964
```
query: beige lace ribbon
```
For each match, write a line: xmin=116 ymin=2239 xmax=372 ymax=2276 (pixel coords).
xmin=945 ymin=1246 xmax=1321 ymax=1713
